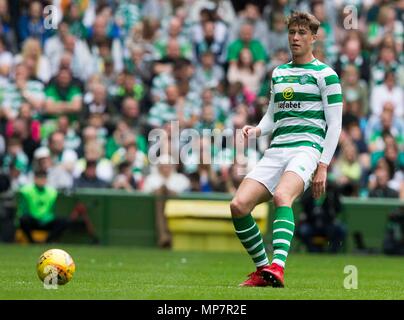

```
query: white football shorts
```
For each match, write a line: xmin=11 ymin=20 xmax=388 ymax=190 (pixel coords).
xmin=245 ymin=146 xmax=321 ymax=195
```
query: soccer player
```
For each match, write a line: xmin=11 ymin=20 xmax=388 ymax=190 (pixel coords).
xmin=230 ymin=12 xmax=343 ymax=287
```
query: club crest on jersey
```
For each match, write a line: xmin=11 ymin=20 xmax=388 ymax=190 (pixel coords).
xmin=282 ymin=87 xmax=294 ymax=100
xmin=299 ymin=74 xmax=310 ymax=85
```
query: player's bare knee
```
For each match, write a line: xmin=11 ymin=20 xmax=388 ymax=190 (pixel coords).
xmin=273 ymin=190 xmax=292 ymax=207
xmin=230 ymin=198 xmax=251 ymax=217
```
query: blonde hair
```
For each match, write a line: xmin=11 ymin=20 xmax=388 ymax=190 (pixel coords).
xmin=21 ymin=38 xmax=42 ymax=76
xmin=22 ymin=38 xmax=42 ymax=59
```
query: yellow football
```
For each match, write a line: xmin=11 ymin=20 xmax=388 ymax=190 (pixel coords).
xmin=37 ymin=249 xmax=75 ymax=285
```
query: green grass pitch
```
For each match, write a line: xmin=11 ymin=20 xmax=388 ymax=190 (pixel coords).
xmin=0 ymin=244 xmax=403 ymax=300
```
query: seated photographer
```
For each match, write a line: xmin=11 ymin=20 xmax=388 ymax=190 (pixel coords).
xmin=295 ymin=179 xmax=346 ymax=253
xmin=383 ymin=206 xmax=404 ymax=255
xmin=17 ymin=169 xmax=68 ymax=243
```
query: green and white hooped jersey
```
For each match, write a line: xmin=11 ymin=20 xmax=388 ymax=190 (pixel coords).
xmin=268 ymin=58 xmax=343 ymax=153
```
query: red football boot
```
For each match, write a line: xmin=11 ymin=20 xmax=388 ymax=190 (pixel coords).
xmin=261 ymin=263 xmax=285 ymax=288
xmin=239 ymin=269 xmax=269 ymax=287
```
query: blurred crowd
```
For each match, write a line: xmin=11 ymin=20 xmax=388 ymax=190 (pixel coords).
xmin=0 ymin=0 xmax=403 ymax=199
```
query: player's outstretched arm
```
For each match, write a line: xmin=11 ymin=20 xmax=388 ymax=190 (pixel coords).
xmin=254 ymin=82 xmax=275 ymax=138
xmin=242 ymin=80 xmax=275 ymax=139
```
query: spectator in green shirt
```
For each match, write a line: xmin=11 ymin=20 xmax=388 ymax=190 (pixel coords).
xmin=226 ymin=22 xmax=268 ymax=68
xmin=44 ymin=67 xmax=83 ymax=124
xmin=17 ymin=169 xmax=68 ymax=243
xmin=154 ymin=17 xmax=193 ymax=61
xmin=332 ymin=141 xmax=362 ymax=196
xmin=63 ymin=3 xmax=88 ymax=40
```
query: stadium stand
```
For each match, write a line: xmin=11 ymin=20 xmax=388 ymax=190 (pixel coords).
xmin=0 ymin=0 xmax=402 ymax=249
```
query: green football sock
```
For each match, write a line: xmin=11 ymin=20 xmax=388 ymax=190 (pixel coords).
xmin=271 ymin=206 xmax=295 ymax=268
xmin=232 ymin=213 xmax=269 ymax=268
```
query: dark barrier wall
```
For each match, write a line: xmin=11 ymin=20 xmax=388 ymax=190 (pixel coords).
xmin=56 ymin=189 xmax=157 ymax=246
xmin=338 ymin=198 xmax=404 ymax=252
xmin=26 ymin=189 xmax=404 ymax=252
